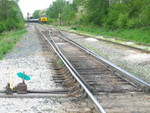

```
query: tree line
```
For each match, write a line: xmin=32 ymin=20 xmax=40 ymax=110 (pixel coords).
xmin=33 ymin=0 xmax=150 ymax=29
xmin=0 ymin=0 xmax=24 ymax=33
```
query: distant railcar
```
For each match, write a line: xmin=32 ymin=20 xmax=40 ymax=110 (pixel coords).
xmin=27 ymin=18 xmax=39 ymax=23
xmin=39 ymin=16 xmax=48 ymax=23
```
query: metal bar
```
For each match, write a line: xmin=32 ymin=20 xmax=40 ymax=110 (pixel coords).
xmin=0 ymin=93 xmax=67 ymax=98
xmin=0 ymin=90 xmax=68 ymax=94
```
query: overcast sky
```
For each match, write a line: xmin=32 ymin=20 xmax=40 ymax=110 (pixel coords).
xmin=18 ymin=0 xmax=56 ymax=18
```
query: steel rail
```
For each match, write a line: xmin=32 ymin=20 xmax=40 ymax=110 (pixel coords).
xmin=59 ymin=29 xmax=150 ymax=53
xmin=39 ymin=30 xmax=106 ymax=113
xmin=0 ymin=93 xmax=66 ymax=98
xmin=55 ymin=28 xmax=150 ymax=92
xmin=0 ymin=90 xmax=68 ymax=94
xmin=96 ymin=38 xmax=150 ymax=53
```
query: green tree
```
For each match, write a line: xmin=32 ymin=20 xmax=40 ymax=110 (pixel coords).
xmin=45 ymin=0 xmax=149 ymax=29
xmin=61 ymin=1 xmax=77 ymax=24
xmin=0 ymin=0 xmax=24 ymax=33
xmin=46 ymin=0 xmax=67 ymax=19
xmin=33 ymin=10 xmax=40 ymax=18
xmin=102 ymin=0 xmax=150 ymax=29
xmin=103 ymin=2 xmax=128 ymax=28
xmin=85 ymin=0 xmax=109 ymax=25
xmin=126 ymin=0 xmax=150 ymax=28
xmin=0 ymin=0 xmax=8 ymax=20
xmin=138 ymin=1 xmax=150 ymax=27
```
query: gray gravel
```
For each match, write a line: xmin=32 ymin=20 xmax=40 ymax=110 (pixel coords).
xmin=63 ymin=31 xmax=150 ymax=83
xmin=0 ymin=25 xmax=60 ymax=90
xmin=0 ymin=25 xmax=91 ymax=113
xmin=0 ymin=97 xmax=91 ymax=113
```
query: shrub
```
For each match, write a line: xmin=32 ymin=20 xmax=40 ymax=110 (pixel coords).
xmin=116 ymin=13 xmax=128 ymax=28
xmin=47 ymin=18 xmax=57 ymax=24
xmin=0 ymin=22 xmax=6 ymax=33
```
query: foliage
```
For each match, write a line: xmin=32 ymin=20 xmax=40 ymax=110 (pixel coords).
xmin=0 ymin=0 xmax=24 ymax=34
xmin=85 ymin=0 xmax=109 ymax=25
xmin=61 ymin=2 xmax=77 ymax=24
xmin=46 ymin=0 xmax=77 ymax=25
xmin=47 ymin=0 xmax=150 ymax=28
xmin=46 ymin=0 xmax=67 ymax=19
xmin=0 ymin=21 xmax=6 ymax=33
xmin=103 ymin=0 xmax=150 ymax=29
xmin=47 ymin=18 xmax=57 ymax=24
xmin=37 ymin=0 xmax=150 ymax=43
xmin=32 ymin=10 xmax=40 ymax=18
xmin=77 ymin=25 xmax=150 ymax=44
xmin=0 ymin=29 xmax=27 ymax=59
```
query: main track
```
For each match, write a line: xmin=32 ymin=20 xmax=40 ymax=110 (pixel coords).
xmin=36 ymin=24 xmax=150 ymax=113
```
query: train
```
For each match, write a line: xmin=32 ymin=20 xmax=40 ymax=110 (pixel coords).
xmin=27 ymin=16 xmax=48 ymax=23
xmin=39 ymin=16 xmax=48 ymax=23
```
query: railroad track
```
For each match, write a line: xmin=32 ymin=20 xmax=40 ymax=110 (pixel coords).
xmin=36 ymin=24 xmax=150 ymax=113
xmin=59 ymin=28 xmax=150 ymax=53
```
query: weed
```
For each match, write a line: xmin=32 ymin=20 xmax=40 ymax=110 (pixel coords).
xmin=0 ymin=29 xmax=27 ymax=59
xmin=77 ymin=26 xmax=150 ymax=44
xmin=57 ymin=59 xmax=63 ymax=64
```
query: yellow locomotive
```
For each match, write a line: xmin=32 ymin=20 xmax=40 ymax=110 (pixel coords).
xmin=39 ymin=16 xmax=48 ymax=23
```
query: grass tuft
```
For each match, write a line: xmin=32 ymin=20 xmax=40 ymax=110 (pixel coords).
xmin=0 ymin=29 xmax=27 ymax=59
xmin=76 ymin=26 xmax=150 ymax=44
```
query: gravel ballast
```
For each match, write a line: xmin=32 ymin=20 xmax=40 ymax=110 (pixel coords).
xmin=63 ymin=31 xmax=150 ymax=84
xmin=0 ymin=25 xmax=59 ymax=90
xmin=0 ymin=25 xmax=92 ymax=113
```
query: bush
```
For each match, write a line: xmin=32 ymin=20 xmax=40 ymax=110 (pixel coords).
xmin=5 ymin=19 xmax=17 ymax=31
xmin=47 ymin=18 xmax=57 ymax=24
xmin=0 ymin=29 xmax=27 ymax=59
xmin=2 ymin=19 xmax=24 ymax=31
xmin=0 ymin=22 xmax=6 ymax=33
xmin=116 ymin=13 xmax=128 ymax=28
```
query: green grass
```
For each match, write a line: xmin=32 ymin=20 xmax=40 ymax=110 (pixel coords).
xmin=0 ymin=29 xmax=27 ymax=59
xmin=57 ymin=59 xmax=63 ymax=64
xmin=76 ymin=26 xmax=150 ymax=44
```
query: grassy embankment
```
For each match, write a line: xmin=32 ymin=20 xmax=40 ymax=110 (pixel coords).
xmin=0 ymin=29 xmax=27 ymax=59
xmin=75 ymin=26 xmax=150 ymax=44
